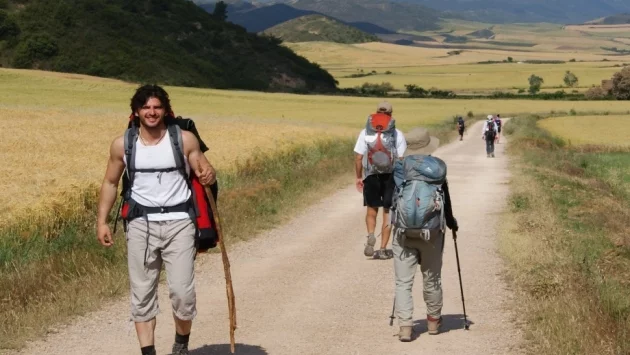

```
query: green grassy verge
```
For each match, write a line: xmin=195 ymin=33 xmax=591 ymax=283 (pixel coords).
xmin=501 ymin=116 xmax=630 ymax=354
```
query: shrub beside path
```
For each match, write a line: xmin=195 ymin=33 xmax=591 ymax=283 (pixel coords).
xmin=16 ymin=121 xmax=522 ymax=355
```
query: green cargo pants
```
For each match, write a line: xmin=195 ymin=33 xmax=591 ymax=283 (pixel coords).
xmin=392 ymin=229 xmax=445 ymax=326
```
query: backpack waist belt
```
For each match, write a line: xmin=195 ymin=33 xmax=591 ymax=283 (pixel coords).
xmin=123 ymin=198 xmax=194 ymax=222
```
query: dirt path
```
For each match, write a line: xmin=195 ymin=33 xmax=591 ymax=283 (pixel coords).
xmin=17 ymin=121 xmax=522 ymax=355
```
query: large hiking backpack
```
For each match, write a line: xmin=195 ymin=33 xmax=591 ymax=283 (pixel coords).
xmin=119 ymin=115 xmax=219 ymax=253
xmin=365 ymin=113 xmax=397 ymax=175
xmin=392 ymin=155 xmax=447 ymax=240
xmin=485 ymin=121 xmax=496 ymax=141
xmin=495 ymin=118 xmax=502 ymax=129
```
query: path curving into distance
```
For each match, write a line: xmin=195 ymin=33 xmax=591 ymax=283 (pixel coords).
xmin=17 ymin=120 xmax=522 ymax=355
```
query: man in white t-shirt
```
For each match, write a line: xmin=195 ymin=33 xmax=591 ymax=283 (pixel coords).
xmin=354 ymin=101 xmax=407 ymax=260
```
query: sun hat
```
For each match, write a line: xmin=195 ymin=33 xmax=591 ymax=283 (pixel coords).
xmin=404 ymin=127 xmax=440 ymax=156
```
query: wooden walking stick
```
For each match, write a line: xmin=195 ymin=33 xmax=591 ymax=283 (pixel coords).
xmin=204 ymin=184 xmax=237 ymax=354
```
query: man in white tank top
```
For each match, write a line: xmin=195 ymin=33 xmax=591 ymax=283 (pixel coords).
xmin=96 ymin=85 xmax=216 ymax=355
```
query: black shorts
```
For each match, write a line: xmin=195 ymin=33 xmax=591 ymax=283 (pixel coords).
xmin=458 ymin=127 xmax=465 ymax=135
xmin=498 ymin=127 xmax=502 ymax=133
xmin=363 ymin=174 xmax=395 ymax=209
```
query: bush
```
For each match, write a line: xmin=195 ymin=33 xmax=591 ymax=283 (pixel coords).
xmin=12 ymin=34 xmax=59 ymax=68
xmin=611 ymin=66 xmax=630 ymax=100
xmin=467 ymin=111 xmax=474 ymax=118
xmin=518 ymin=88 xmax=525 ymax=94
xmin=570 ymin=109 xmax=577 ymax=116
xmin=563 ymin=71 xmax=579 ymax=88
xmin=356 ymin=82 xmax=394 ymax=96
xmin=0 ymin=10 xmax=20 ymax=40
xmin=584 ymin=86 xmax=609 ymax=100
xmin=528 ymin=74 xmax=544 ymax=94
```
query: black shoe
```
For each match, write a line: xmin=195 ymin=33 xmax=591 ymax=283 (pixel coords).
xmin=171 ymin=343 xmax=189 ymax=355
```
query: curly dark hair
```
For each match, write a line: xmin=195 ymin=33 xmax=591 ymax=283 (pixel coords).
xmin=130 ymin=84 xmax=173 ymax=116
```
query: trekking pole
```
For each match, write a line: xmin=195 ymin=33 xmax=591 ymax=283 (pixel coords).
xmin=204 ymin=185 xmax=237 ymax=354
xmin=389 ymin=297 xmax=395 ymax=326
xmin=452 ymin=230 xmax=470 ymax=330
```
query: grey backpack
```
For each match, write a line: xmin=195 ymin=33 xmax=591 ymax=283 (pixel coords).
xmin=364 ymin=113 xmax=397 ymax=176
xmin=392 ymin=155 xmax=447 ymax=240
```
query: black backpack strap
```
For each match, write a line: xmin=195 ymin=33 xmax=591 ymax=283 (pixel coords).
xmin=167 ymin=124 xmax=186 ymax=175
xmin=123 ymin=126 xmax=139 ymax=198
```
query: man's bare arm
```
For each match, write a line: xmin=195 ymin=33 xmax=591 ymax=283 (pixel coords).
xmin=183 ymin=131 xmax=216 ymax=185
xmin=96 ymin=137 xmax=126 ymax=246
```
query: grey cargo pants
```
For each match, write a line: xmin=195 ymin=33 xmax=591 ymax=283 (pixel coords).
xmin=392 ymin=229 xmax=445 ymax=326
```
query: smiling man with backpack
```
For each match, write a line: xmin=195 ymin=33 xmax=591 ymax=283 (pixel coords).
xmin=390 ymin=129 xmax=458 ymax=342
xmin=96 ymin=85 xmax=216 ymax=355
xmin=354 ymin=101 xmax=407 ymax=260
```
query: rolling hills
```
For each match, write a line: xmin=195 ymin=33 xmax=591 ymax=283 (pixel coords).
xmin=587 ymin=13 xmax=630 ymax=25
xmin=400 ymin=0 xmax=630 ymax=24
xmin=264 ymin=14 xmax=379 ymax=43
xmin=0 ymin=0 xmax=337 ymax=92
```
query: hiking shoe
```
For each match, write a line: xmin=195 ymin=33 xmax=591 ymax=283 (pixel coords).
xmin=492 ymin=153 xmax=495 ymax=158
xmin=171 ymin=343 xmax=189 ymax=355
xmin=374 ymin=249 xmax=392 ymax=260
xmin=364 ymin=235 xmax=376 ymax=257
xmin=427 ymin=315 xmax=442 ymax=335
xmin=399 ymin=326 xmax=413 ymax=342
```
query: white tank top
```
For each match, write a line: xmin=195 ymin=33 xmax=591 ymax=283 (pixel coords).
xmin=124 ymin=132 xmax=192 ymax=222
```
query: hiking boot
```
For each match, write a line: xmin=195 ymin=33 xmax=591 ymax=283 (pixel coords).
xmin=399 ymin=326 xmax=413 ymax=342
xmin=427 ymin=315 xmax=442 ymax=335
xmin=171 ymin=343 xmax=189 ymax=355
xmin=491 ymin=153 xmax=495 ymax=158
xmin=374 ymin=249 xmax=392 ymax=260
xmin=364 ymin=235 xmax=376 ymax=257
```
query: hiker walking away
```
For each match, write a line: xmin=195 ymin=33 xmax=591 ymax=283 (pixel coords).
xmin=456 ymin=116 xmax=465 ymax=141
xmin=390 ymin=128 xmax=458 ymax=342
xmin=482 ymin=115 xmax=498 ymax=158
xmin=96 ymin=85 xmax=216 ymax=355
xmin=354 ymin=101 xmax=407 ymax=260
xmin=494 ymin=114 xmax=502 ymax=143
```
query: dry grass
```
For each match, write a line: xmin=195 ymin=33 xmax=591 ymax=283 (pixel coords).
xmin=539 ymin=115 xmax=630 ymax=147
xmin=501 ymin=116 xmax=630 ymax=354
xmin=8 ymin=68 xmax=630 ymax=220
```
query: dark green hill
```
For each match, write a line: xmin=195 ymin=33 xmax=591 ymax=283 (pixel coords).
xmin=284 ymin=0 xmax=441 ymax=32
xmin=0 ymin=0 xmax=337 ymax=92
xmin=264 ymin=15 xmax=379 ymax=43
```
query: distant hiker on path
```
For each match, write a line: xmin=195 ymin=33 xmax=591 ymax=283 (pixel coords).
xmin=390 ymin=128 xmax=458 ymax=342
xmin=456 ymin=116 xmax=465 ymax=141
xmin=354 ymin=101 xmax=407 ymax=260
xmin=482 ymin=115 xmax=498 ymax=158
xmin=494 ymin=114 xmax=502 ymax=143
xmin=96 ymin=85 xmax=216 ymax=355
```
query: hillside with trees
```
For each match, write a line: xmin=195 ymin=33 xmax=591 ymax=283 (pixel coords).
xmin=0 ymin=0 xmax=337 ymax=92
xmin=264 ymin=15 xmax=379 ymax=43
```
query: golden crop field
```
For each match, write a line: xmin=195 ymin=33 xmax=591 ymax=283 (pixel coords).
xmin=288 ymin=42 xmax=626 ymax=92
xmin=539 ymin=115 xmax=630 ymax=146
xmin=4 ymin=68 xmax=630 ymax=220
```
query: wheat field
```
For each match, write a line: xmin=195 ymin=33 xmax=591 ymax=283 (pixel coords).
xmin=4 ymin=68 xmax=630 ymax=219
xmin=539 ymin=115 xmax=630 ymax=146
xmin=288 ymin=42 xmax=627 ymax=92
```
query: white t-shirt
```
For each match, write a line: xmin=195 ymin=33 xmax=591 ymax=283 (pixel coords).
xmin=353 ymin=128 xmax=407 ymax=156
